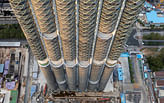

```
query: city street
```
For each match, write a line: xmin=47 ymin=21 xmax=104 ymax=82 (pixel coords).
xmin=24 ymin=49 xmax=32 ymax=103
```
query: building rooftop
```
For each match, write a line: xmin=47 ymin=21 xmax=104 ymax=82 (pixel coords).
xmin=31 ymin=85 xmax=37 ymax=97
xmin=0 ymin=64 xmax=4 ymax=73
xmin=146 ymin=10 xmax=164 ymax=23
xmin=145 ymin=2 xmax=164 ymax=24
xmin=10 ymin=90 xmax=18 ymax=103
xmin=154 ymin=71 xmax=164 ymax=78
xmin=120 ymin=52 xmax=129 ymax=57
xmin=0 ymin=42 xmax=20 ymax=47
xmin=156 ymin=80 xmax=164 ymax=87
xmin=136 ymin=54 xmax=143 ymax=59
xmin=118 ymin=68 xmax=123 ymax=81
xmin=159 ymin=97 xmax=164 ymax=103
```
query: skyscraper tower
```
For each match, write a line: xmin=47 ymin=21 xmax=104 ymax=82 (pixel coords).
xmin=9 ymin=0 xmax=144 ymax=92
xmin=9 ymin=0 xmax=58 ymax=90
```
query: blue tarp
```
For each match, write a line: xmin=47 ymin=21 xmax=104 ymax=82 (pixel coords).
xmin=118 ymin=68 xmax=123 ymax=81
xmin=120 ymin=93 xmax=126 ymax=103
xmin=146 ymin=10 xmax=164 ymax=23
xmin=136 ymin=54 xmax=143 ymax=59
xmin=16 ymin=61 xmax=19 ymax=64
xmin=0 ymin=64 xmax=4 ymax=73
xmin=5 ymin=60 xmax=10 ymax=70
xmin=144 ymin=66 xmax=147 ymax=71
xmin=32 ymin=73 xmax=38 ymax=79
xmin=120 ymin=52 xmax=129 ymax=57
xmin=31 ymin=85 xmax=37 ymax=97
xmin=144 ymin=72 xmax=148 ymax=79
xmin=145 ymin=2 xmax=164 ymax=23
xmin=144 ymin=2 xmax=153 ymax=8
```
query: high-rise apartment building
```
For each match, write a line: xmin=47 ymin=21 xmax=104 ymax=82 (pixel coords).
xmin=9 ymin=0 xmax=144 ymax=92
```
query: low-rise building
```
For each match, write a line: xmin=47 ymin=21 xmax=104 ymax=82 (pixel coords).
xmin=154 ymin=71 xmax=164 ymax=79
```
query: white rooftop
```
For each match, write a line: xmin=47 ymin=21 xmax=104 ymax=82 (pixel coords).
xmin=0 ymin=42 xmax=20 ymax=47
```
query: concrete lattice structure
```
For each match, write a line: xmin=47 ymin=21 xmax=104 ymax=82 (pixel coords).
xmin=9 ymin=0 xmax=57 ymax=90
xmin=9 ymin=0 xmax=144 ymax=92
xmin=89 ymin=0 xmax=122 ymax=90
xmin=31 ymin=0 xmax=66 ymax=90
xmin=107 ymin=0 xmax=144 ymax=64
xmin=55 ymin=0 xmax=76 ymax=64
xmin=78 ymin=0 xmax=99 ymax=64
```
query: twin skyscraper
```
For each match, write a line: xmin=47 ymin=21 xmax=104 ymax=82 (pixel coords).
xmin=9 ymin=0 xmax=144 ymax=92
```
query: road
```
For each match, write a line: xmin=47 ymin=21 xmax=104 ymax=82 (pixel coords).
xmin=141 ymin=31 xmax=164 ymax=35
xmin=126 ymin=29 xmax=139 ymax=46
xmin=131 ymin=55 xmax=149 ymax=103
xmin=0 ymin=16 xmax=17 ymax=24
xmin=145 ymin=70 xmax=157 ymax=103
xmin=24 ymin=48 xmax=32 ymax=103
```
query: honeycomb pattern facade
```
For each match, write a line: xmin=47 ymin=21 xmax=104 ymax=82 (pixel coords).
xmin=99 ymin=0 xmax=121 ymax=34
xmin=9 ymin=0 xmax=144 ymax=92
xmin=78 ymin=0 xmax=99 ymax=62
xmin=31 ymin=0 xmax=62 ymax=64
xmin=65 ymin=66 xmax=77 ymax=90
xmin=52 ymin=65 xmax=67 ymax=91
xmin=98 ymin=65 xmax=113 ymax=91
xmin=93 ymin=35 xmax=111 ymax=61
xmin=31 ymin=0 xmax=56 ymax=34
xmin=108 ymin=0 xmax=144 ymax=62
xmin=78 ymin=66 xmax=89 ymax=91
xmin=55 ymin=0 xmax=76 ymax=62
xmin=43 ymin=36 xmax=61 ymax=62
xmin=9 ymin=0 xmax=47 ymax=61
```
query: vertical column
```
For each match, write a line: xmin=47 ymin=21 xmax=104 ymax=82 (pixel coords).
xmin=107 ymin=0 xmax=144 ymax=63
xmin=65 ymin=65 xmax=77 ymax=91
xmin=78 ymin=0 xmax=99 ymax=91
xmin=31 ymin=0 xmax=66 ymax=90
xmin=9 ymin=0 xmax=57 ymax=90
xmin=55 ymin=0 xmax=76 ymax=64
xmin=98 ymin=65 xmax=114 ymax=91
xmin=40 ymin=63 xmax=58 ymax=90
xmin=55 ymin=0 xmax=77 ymax=91
xmin=78 ymin=0 xmax=99 ymax=64
xmin=51 ymin=64 xmax=67 ymax=91
xmin=94 ymin=0 xmax=121 ymax=61
xmin=31 ymin=0 xmax=62 ymax=65
xmin=88 ymin=63 xmax=104 ymax=91
xmin=98 ymin=0 xmax=144 ymax=91
xmin=78 ymin=65 xmax=89 ymax=91
xmin=89 ymin=0 xmax=122 ymax=91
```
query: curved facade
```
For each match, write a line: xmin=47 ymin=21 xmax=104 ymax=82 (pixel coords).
xmin=43 ymin=35 xmax=62 ymax=64
xmin=90 ymin=0 xmax=122 ymax=91
xmin=93 ymin=34 xmax=111 ymax=61
xmin=9 ymin=0 xmax=144 ymax=92
xmin=93 ymin=0 xmax=122 ymax=62
xmin=40 ymin=64 xmax=58 ymax=90
xmin=88 ymin=63 xmax=103 ymax=91
xmin=65 ymin=65 xmax=77 ymax=90
xmin=98 ymin=65 xmax=113 ymax=91
xmin=31 ymin=0 xmax=56 ymax=34
xmin=52 ymin=64 xmax=67 ymax=91
xmin=31 ymin=0 xmax=62 ymax=64
xmin=78 ymin=0 xmax=99 ymax=63
xmin=107 ymin=0 xmax=144 ymax=63
xmin=9 ymin=0 xmax=47 ymax=61
xmin=99 ymin=0 xmax=121 ymax=34
xmin=78 ymin=65 xmax=89 ymax=91
xmin=55 ymin=0 xmax=76 ymax=63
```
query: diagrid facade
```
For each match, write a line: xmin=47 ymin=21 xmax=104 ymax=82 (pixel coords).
xmin=9 ymin=0 xmax=144 ymax=92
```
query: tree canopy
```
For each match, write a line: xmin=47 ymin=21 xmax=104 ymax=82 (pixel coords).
xmin=0 ymin=24 xmax=25 ymax=39
xmin=147 ymin=49 xmax=164 ymax=72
